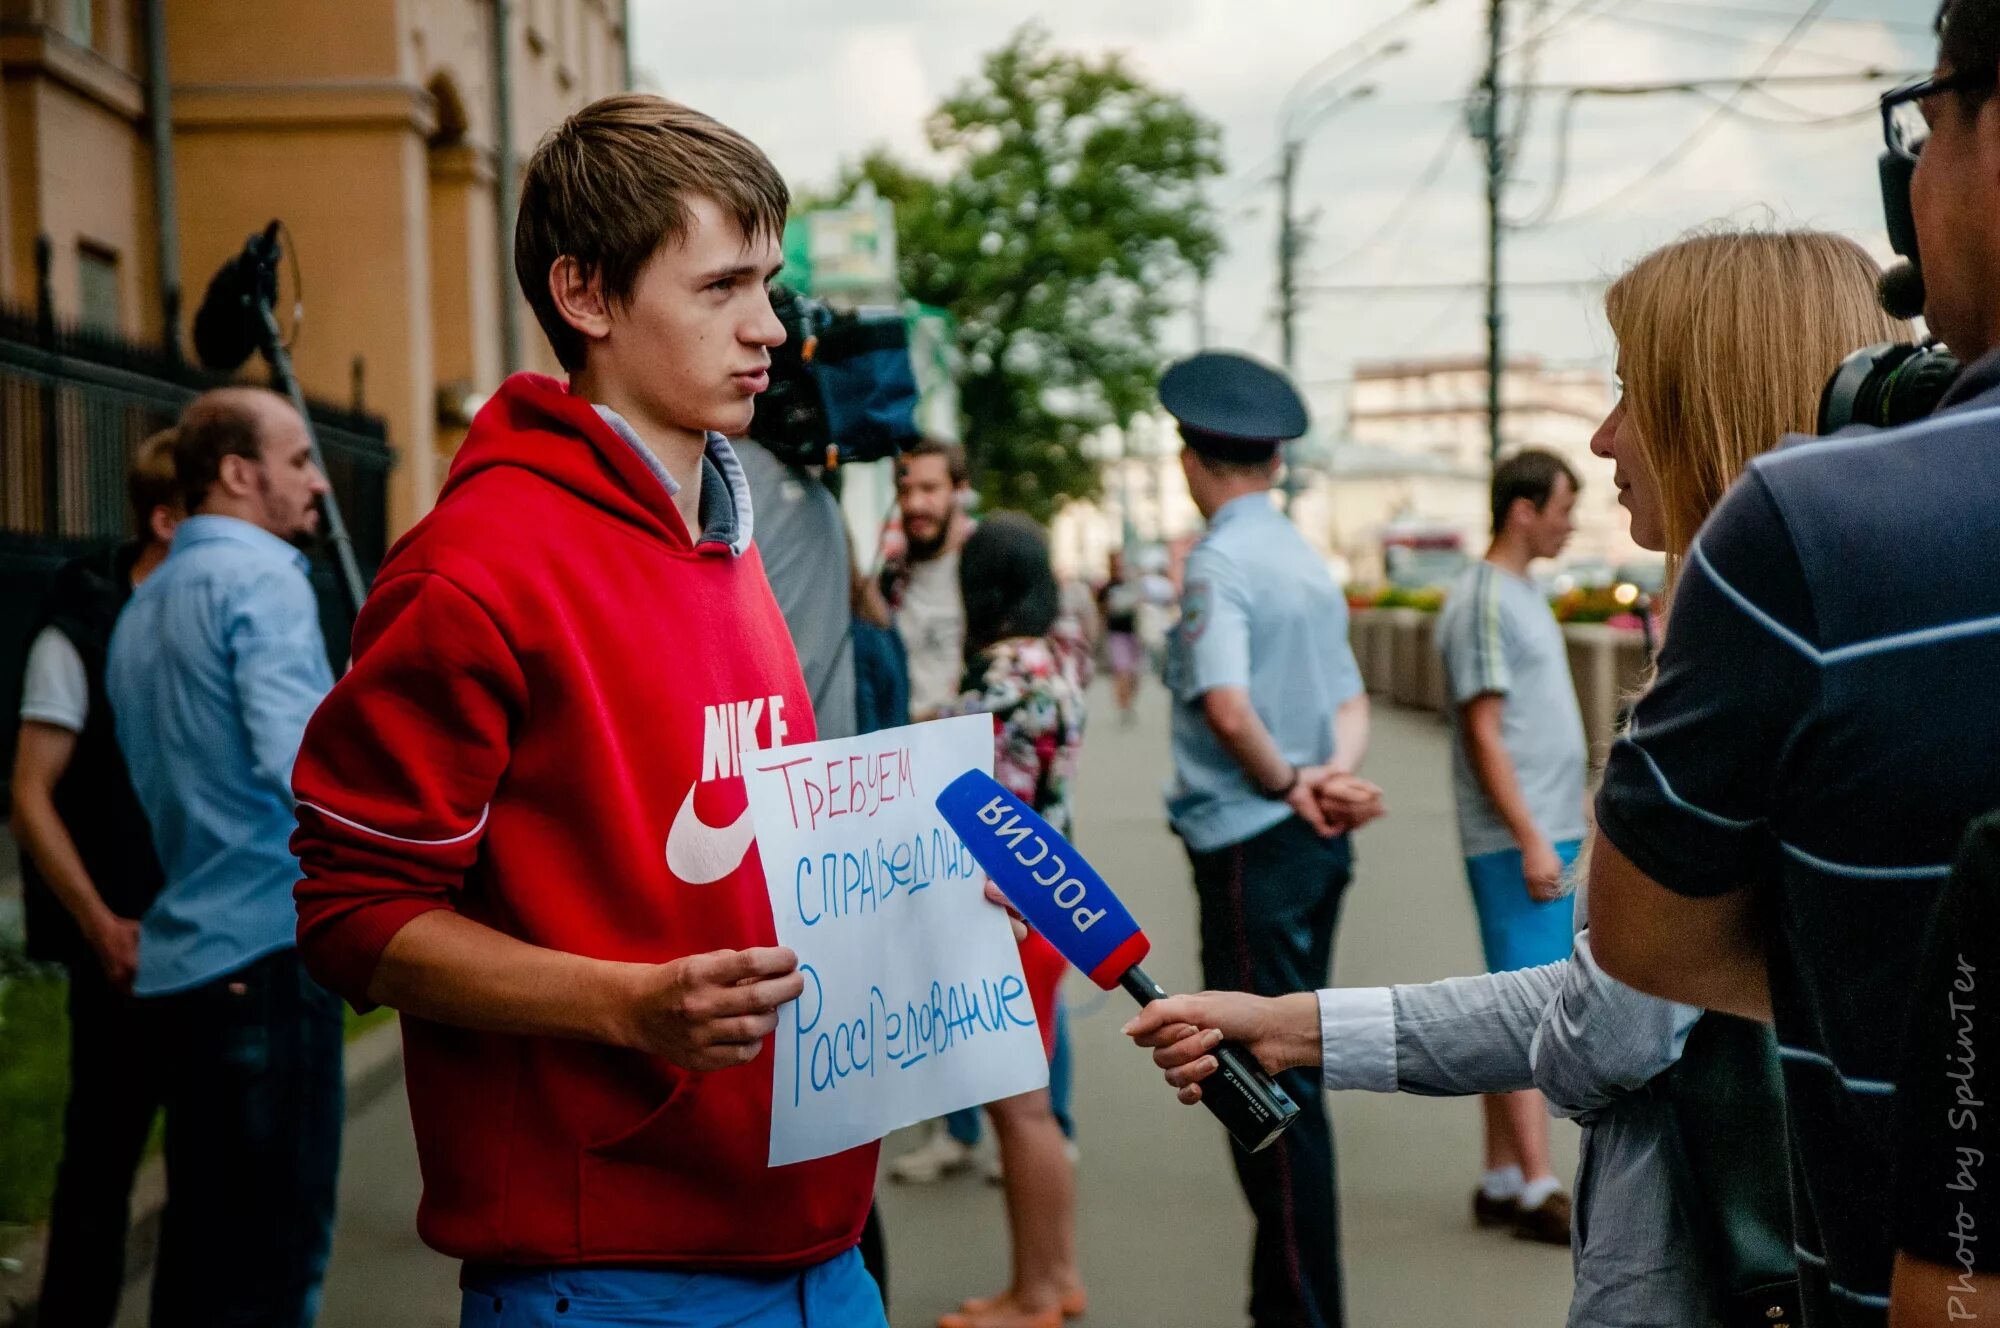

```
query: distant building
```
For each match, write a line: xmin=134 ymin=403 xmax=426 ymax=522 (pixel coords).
xmin=1 ymin=0 xmax=630 ymax=535
xmin=1317 ymin=354 xmax=1635 ymax=583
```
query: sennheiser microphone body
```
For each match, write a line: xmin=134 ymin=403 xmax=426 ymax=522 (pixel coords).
xmin=938 ymin=770 xmax=1301 ymax=1152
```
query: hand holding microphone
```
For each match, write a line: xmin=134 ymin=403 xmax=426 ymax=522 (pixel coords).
xmin=938 ymin=770 xmax=1302 ymax=1152
xmin=1124 ymin=992 xmax=1323 ymax=1105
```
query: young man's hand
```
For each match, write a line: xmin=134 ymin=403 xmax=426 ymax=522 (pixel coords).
xmin=985 ymin=879 xmax=1028 ymax=942
xmin=1523 ymin=837 xmax=1567 ymax=902
xmin=623 ymin=946 xmax=806 ymax=1071
xmin=1124 ymin=990 xmax=1321 ymax=1105
xmin=88 ymin=913 xmax=140 ymax=993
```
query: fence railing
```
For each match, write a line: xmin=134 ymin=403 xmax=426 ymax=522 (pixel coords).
xmin=0 ymin=295 xmax=395 ymax=804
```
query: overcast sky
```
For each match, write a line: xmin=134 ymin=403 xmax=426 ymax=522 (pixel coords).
xmin=632 ymin=1 xmax=1934 ymax=426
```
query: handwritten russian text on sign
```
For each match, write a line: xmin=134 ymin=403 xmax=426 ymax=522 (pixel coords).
xmin=745 ymin=713 xmax=1049 ymax=1167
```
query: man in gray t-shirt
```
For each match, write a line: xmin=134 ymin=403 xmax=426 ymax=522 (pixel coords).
xmin=1432 ymin=448 xmax=1588 ymax=1245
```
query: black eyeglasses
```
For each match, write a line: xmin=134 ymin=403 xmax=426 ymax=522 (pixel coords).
xmin=1883 ymin=72 xmax=1994 ymax=162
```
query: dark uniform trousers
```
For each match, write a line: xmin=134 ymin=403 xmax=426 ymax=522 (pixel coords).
xmin=1186 ymin=815 xmax=1352 ymax=1328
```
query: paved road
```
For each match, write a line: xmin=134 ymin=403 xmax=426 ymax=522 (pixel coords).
xmin=122 ymin=684 xmax=1577 ymax=1327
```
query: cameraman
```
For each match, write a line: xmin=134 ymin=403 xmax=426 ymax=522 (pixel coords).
xmin=1584 ymin=4 xmax=2000 ymax=1324
xmin=736 ymin=437 xmax=858 ymax=740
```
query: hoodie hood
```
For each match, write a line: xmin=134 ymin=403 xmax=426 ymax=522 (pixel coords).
xmin=441 ymin=372 xmax=754 ymax=556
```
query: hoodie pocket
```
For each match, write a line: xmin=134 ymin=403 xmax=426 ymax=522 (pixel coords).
xmin=576 ymin=1071 xmax=713 ymax=1255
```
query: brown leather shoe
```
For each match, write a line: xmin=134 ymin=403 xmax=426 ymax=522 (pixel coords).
xmin=1473 ymin=1188 xmax=1518 ymax=1228
xmin=1512 ymin=1189 xmax=1573 ymax=1246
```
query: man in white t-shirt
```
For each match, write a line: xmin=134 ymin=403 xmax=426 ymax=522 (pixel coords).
xmin=10 ymin=430 xmax=179 ymax=1327
xmin=881 ymin=439 xmax=974 ymax=722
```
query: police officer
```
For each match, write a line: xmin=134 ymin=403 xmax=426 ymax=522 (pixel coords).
xmin=1161 ymin=351 xmax=1384 ymax=1328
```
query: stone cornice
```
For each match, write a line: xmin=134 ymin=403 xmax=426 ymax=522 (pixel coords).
xmin=0 ymin=25 xmax=146 ymax=121
xmin=173 ymin=80 xmax=438 ymax=137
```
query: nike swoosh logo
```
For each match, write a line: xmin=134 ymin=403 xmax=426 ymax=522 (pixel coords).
xmin=665 ymin=783 xmax=756 ymax=886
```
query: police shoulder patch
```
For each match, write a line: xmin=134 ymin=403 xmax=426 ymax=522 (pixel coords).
xmin=1181 ymin=579 xmax=1212 ymax=642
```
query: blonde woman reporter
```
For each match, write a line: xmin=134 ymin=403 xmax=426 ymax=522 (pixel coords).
xmin=1128 ymin=229 xmax=1905 ymax=1328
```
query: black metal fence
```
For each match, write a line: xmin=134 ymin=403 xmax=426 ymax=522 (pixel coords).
xmin=0 ymin=299 xmax=395 ymax=802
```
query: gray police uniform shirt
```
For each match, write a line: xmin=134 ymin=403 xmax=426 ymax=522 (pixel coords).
xmin=1165 ymin=492 xmax=1364 ymax=852
xmin=1435 ymin=562 xmax=1588 ymax=858
xmin=738 ymin=440 xmax=858 ymax=741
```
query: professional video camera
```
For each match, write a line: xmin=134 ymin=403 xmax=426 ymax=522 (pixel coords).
xmin=1816 ymin=101 xmax=1961 ymax=434
xmin=751 ymin=284 xmax=923 ymax=469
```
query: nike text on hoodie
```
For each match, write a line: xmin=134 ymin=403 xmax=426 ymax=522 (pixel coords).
xmin=290 ymin=372 xmax=876 ymax=1269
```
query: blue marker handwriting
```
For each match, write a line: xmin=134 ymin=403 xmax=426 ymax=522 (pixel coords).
xmin=792 ymin=826 xmax=978 ymax=926
xmin=791 ymin=962 xmax=1036 ymax=1106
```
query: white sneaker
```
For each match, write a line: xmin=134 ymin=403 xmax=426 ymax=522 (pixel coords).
xmin=887 ymin=1126 xmax=976 ymax=1184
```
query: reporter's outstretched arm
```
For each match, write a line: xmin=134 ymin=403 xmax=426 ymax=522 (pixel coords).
xmin=1125 ymin=960 xmax=1572 ymax=1105
xmin=1531 ymin=927 xmax=1702 ymax=1116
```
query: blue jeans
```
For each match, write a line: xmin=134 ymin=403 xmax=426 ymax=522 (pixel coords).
xmin=946 ymin=1001 xmax=1075 ymax=1146
xmin=460 ymin=1248 xmax=887 ymax=1327
xmin=143 ymin=948 xmax=344 ymax=1328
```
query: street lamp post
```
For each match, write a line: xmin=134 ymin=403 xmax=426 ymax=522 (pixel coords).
xmin=1275 ymin=72 xmax=1388 ymax=512
xmin=1261 ymin=0 xmax=1439 ymax=512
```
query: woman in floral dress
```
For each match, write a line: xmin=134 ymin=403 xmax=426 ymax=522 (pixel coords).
xmin=940 ymin=513 xmax=1089 ymax=1328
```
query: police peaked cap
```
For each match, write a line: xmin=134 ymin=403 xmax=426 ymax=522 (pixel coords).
xmin=1160 ymin=351 xmax=1310 ymax=462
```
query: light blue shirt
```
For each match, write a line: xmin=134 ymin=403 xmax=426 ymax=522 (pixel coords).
xmin=107 ymin=515 xmax=334 ymax=996
xmin=1165 ymin=492 xmax=1365 ymax=852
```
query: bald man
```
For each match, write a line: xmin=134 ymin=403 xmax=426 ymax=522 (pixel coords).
xmin=106 ymin=387 xmax=343 ymax=1326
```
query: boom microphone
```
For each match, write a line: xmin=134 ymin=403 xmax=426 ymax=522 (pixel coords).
xmin=938 ymin=770 xmax=1300 ymax=1152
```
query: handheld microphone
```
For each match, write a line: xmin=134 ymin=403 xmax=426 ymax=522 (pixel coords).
xmin=937 ymin=770 xmax=1300 ymax=1153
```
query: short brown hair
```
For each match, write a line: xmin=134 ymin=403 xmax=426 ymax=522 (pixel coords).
xmin=128 ymin=428 xmax=180 ymax=538
xmin=1490 ymin=448 xmax=1579 ymax=537
xmin=174 ymin=389 xmax=275 ymax=512
xmin=516 ymin=94 xmax=790 ymax=371
xmin=897 ymin=439 xmax=969 ymax=487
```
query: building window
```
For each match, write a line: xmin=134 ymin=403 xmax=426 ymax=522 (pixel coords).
xmin=78 ymin=244 xmax=120 ymax=334
xmin=64 ymin=0 xmax=93 ymax=47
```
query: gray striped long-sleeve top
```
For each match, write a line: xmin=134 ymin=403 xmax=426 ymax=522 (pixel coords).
xmin=1317 ymin=927 xmax=1715 ymax=1328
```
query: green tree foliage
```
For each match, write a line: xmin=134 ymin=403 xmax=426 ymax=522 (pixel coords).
xmin=828 ymin=25 xmax=1224 ymax=520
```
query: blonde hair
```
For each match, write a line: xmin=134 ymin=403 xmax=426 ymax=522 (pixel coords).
xmin=1604 ymin=228 xmax=1909 ymax=582
xmin=128 ymin=428 xmax=180 ymax=537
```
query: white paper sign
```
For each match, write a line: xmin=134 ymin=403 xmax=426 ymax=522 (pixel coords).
xmin=745 ymin=713 xmax=1050 ymax=1167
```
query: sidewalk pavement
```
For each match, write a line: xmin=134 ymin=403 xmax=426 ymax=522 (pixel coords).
xmin=105 ymin=683 xmax=1577 ymax=1327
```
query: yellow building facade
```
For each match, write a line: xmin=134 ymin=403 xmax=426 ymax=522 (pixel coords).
xmin=1 ymin=0 xmax=627 ymax=535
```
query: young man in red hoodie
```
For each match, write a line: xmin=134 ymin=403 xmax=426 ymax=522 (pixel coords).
xmin=291 ymin=95 xmax=887 ymax=1326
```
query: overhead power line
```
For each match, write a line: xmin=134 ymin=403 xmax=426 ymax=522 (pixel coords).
xmin=1604 ymin=8 xmax=1891 ymax=67
xmin=1315 ymin=124 xmax=1466 ymax=272
xmin=1520 ymin=1 xmax=1876 ymax=227
xmin=1626 ymin=0 xmax=1933 ymax=35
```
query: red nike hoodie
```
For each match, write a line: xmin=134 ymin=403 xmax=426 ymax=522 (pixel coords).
xmin=291 ymin=372 xmax=876 ymax=1269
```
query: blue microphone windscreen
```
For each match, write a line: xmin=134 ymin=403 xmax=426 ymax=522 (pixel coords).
xmin=936 ymin=770 xmax=1151 ymax=990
